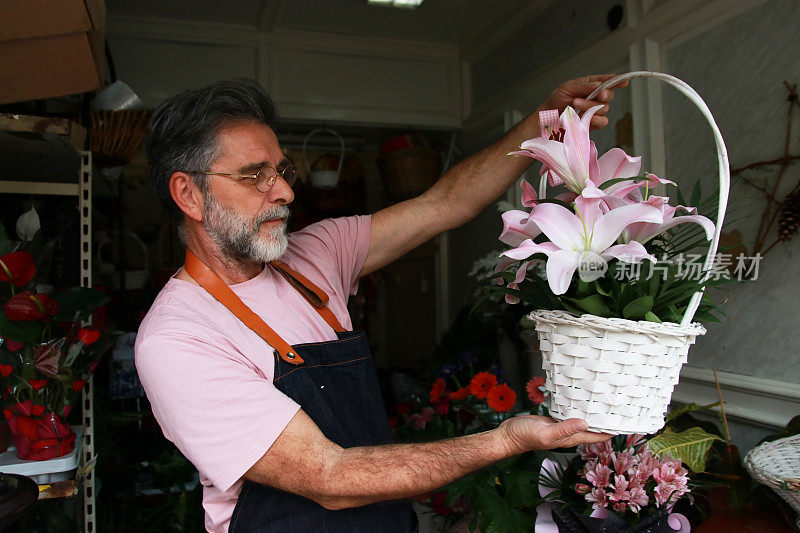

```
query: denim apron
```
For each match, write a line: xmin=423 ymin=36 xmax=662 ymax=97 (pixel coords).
xmin=184 ymin=251 xmax=418 ymax=533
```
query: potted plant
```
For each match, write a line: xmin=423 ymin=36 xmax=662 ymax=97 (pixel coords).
xmin=538 ymin=425 xmax=722 ymax=533
xmin=494 ymin=71 xmax=732 ymax=435
xmin=0 ymin=210 xmax=112 ymax=460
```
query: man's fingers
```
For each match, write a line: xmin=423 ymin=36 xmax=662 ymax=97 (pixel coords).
xmin=549 ymin=418 xmax=589 ymax=441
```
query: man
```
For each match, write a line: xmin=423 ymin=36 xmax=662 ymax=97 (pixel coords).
xmin=136 ymin=75 xmax=621 ymax=532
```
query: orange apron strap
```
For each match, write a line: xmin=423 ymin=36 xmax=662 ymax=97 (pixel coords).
xmin=269 ymin=260 xmax=345 ymax=333
xmin=184 ymin=251 xmax=304 ymax=365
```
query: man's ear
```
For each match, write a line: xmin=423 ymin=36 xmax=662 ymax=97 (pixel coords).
xmin=169 ymin=172 xmax=204 ymax=222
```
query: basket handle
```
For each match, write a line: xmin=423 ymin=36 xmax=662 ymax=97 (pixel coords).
xmin=302 ymin=128 xmax=345 ymax=176
xmin=541 ymin=71 xmax=730 ymax=326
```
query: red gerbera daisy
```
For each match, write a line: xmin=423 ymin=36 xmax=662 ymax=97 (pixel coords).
xmin=469 ymin=372 xmax=497 ymax=399
xmin=526 ymin=377 xmax=548 ymax=405
xmin=450 ymin=386 xmax=470 ymax=400
xmin=487 ymin=384 xmax=516 ymax=413
xmin=430 ymin=377 xmax=447 ymax=403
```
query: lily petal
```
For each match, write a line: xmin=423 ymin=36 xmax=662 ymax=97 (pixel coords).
xmin=521 ymin=179 xmax=538 ymax=208
xmin=602 ymin=242 xmax=657 ymax=263
xmin=590 ymin=204 xmax=663 ymax=252
xmin=546 ymin=249 xmax=581 ymax=295
xmin=500 ymin=210 xmax=541 ymax=246
xmin=518 ymin=137 xmax=574 ymax=189
xmin=501 ymin=239 xmax=559 ymax=261
xmin=528 ymin=203 xmax=584 ymax=251
xmin=654 ymin=214 xmax=715 ymax=241
xmin=597 ymin=148 xmax=642 ymax=184
xmin=561 ymin=107 xmax=592 ymax=192
xmin=645 ymin=173 xmax=676 ymax=187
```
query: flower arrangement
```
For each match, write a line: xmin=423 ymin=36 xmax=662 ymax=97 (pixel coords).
xmin=540 ymin=434 xmax=695 ymax=532
xmin=494 ymin=104 xmax=724 ymax=323
xmin=399 ymin=368 xmax=557 ymax=530
xmin=0 ymin=211 xmax=112 ymax=460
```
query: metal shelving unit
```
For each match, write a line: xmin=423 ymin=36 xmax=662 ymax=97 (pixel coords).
xmin=0 ymin=151 xmax=96 ymax=532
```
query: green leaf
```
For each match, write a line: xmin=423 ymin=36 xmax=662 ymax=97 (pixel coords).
xmin=52 ymin=288 xmax=111 ymax=322
xmin=647 ymin=427 xmax=723 ymax=472
xmin=690 ymin=180 xmax=702 ymax=208
xmin=565 ymin=294 xmax=612 ymax=317
xmin=622 ymin=295 xmax=653 ymax=319
xmin=0 ymin=314 xmax=44 ymax=343
xmin=503 ymin=471 xmax=539 ymax=508
xmin=644 ymin=311 xmax=662 ymax=323
xmin=666 ymin=401 xmax=721 ymax=422
xmin=536 ymin=198 xmax=573 ymax=210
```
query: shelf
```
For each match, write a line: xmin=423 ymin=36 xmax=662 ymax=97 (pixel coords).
xmin=0 ymin=180 xmax=80 ymax=196
xmin=0 ymin=426 xmax=84 ymax=485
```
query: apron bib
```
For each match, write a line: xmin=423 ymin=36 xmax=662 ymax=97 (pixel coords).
xmin=185 ymin=251 xmax=417 ymax=533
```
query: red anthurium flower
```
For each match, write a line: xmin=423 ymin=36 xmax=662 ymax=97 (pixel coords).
xmin=429 ymin=378 xmax=447 ymax=403
xmin=72 ymin=380 xmax=86 ymax=392
xmin=88 ymin=359 xmax=100 ymax=374
xmin=77 ymin=328 xmax=100 ymax=346
xmin=3 ymin=409 xmax=10 ymax=420
xmin=31 ymin=404 xmax=45 ymax=417
xmin=4 ymin=292 xmax=59 ymax=322
xmin=0 ymin=364 xmax=12 ymax=378
xmin=487 ymin=384 xmax=517 ymax=413
xmin=3 ymin=339 xmax=24 ymax=352
xmin=469 ymin=372 xmax=498 ymax=399
xmin=61 ymin=404 xmax=72 ymax=418
xmin=0 ymin=251 xmax=35 ymax=287
xmin=28 ymin=379 xmax=47 ymax=391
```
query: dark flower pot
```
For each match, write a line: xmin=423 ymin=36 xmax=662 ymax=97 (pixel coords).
xmin=551 ymin=502 xmax=675 ymax=533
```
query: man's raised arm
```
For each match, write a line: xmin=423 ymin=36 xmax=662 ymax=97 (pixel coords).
xmin=359 ymin=74 xmax=627 ymax=277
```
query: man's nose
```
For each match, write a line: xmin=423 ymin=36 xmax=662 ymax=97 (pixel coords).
xmin=268 ymin=175 xmax=294 ymax=205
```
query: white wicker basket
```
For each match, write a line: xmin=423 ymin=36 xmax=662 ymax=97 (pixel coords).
xmin=528 ymin=71 xmax=730 ymax=435
xmin=745 ymin=434 xmax=800 ymax=520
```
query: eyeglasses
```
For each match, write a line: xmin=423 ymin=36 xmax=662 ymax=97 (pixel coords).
xmin=197 ymin=164 xmax=297 ymax=193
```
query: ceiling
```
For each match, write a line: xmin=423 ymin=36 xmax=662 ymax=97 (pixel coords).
xmin=106 ymin=0 xmax=536 ymax=47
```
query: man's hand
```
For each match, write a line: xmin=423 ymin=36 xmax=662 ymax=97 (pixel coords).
xmin=499 ymin=415 xmax=611 ymax=453
xmin=539 ymin=74 xmax=629 ymax=130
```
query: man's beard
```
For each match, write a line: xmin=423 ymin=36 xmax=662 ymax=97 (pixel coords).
xmin=203 ymin=194 xmax=290 ymax=263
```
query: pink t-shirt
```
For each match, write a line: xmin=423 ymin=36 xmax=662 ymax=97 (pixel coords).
xmin=135 ymin=215 xmax=371 ymax=533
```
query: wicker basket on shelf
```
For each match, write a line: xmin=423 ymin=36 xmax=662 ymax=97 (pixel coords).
xmin=745 ymin=434 xmax=800 ymax=520
xmin=89 ymin=109 xmax=149 ymax=167
xmin=376 ymin=135 xmax=440 ymax=200
xmin=527 ymin=71 xmax=730 ymax=435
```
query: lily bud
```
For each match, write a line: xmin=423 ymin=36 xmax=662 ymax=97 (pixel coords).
xmin=16 ymin=207 xmax=40 ymax=242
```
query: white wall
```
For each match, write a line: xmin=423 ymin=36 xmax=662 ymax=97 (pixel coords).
xmin=107 ymin=16 xmax=462 ymax=128
xmin=451 ymin=0 xmax=800 ymax=447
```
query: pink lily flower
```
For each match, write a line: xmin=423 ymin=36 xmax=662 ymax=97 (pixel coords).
xmin=508 ymin=105 xmax=604 ymax=193
xmin=624 ymin=196 xmax=715 ymax=245
xmin=501 ymin=201 xmax=662 ymax=294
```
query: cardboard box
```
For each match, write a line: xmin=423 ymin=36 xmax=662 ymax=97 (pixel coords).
xmin=0 ymin=0 xmax=105 ymax=105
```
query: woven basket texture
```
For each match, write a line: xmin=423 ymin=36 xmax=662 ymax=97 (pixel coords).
xmin=745 ymin=434 xmax=800 ymax=514
xmin=530 ymin=310 xmax=706 ymax=435
xmin=376 ymin=147 xmax=439 ymax=200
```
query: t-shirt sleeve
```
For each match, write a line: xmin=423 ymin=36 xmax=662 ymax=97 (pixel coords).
xmin=287 ymin=215 xmax=371 ymax=296
xmin=135 ymin=332 xmax=300 ymax=493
